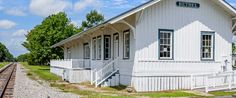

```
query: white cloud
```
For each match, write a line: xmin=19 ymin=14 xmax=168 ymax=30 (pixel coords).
xmin=140 ymin=0 xmax=149 ymax=3
xmin=0 ymin=20 xmax=16 ymax=29
xmin=74 ymin=0 xmax=101 ymax=11
xmin=102 ymin=0 xmax=134 ymax=9
xmin=5 ymin=8 xmax=27 ymax=16
xmin=0 ymin=29 xmax=28 ymax=57
xmin=12 ymin=29 xmax=27 ymax=37
xmin=29 ymin=0 xmax=72 ymax=17
xmin=71 ymin=21 xmax=78 ymax=26
xmin=113 ymin=0 xmax=128 ymax=6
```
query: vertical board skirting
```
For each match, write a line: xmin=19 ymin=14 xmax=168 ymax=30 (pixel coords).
xmin=133 ymin=76 xmax=197 ymax=92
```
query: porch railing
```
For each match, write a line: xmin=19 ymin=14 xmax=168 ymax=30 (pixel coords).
xmin=190 ymin=71 xmax=236 ymax=92
xmin=204 ymin=71 xmax=236 ymax=92
xmin=92 ymin=58 xmax=119 ymax=87
xmin=50 ymin=59 xmax=91 ymax=69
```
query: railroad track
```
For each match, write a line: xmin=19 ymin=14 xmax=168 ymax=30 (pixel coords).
xmin=0 ymin=63 xmax=16 ymax=98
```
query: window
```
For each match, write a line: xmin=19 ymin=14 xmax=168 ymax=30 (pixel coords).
xmin=67 ymin=47 xmax=71 ymax=59
xmin=159 ymin=29 xmax=174 ymax=60
xmin=92 ymin=38 xmax=96 ymax=60
xmin=113 ymin=33 xmax=119 ymax=58
xmin=104 ymin=35 xmax=111 ymax=60
xmin=84 ymin=43 xmax=90 ymax=59
xmin=123 ymin=30 xmax=130 ymax=59
xmin=201 ymin=32 xmax=215 ymax=60
xmin=97 ymin=36 xmax=102 ymax=60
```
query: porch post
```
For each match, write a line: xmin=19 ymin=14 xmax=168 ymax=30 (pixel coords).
xmin=205 ymin=77 xmax=209 ymax=93
xmin=90 ymin=35 xmax=93 ymax=68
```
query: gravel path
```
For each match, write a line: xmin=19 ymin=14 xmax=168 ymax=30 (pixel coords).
xmin=13 ymin=64 xmax=80 ymax=98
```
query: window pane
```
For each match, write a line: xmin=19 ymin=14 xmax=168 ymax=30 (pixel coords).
xmin=159 ymin=30 xmax=173 ymax=59
xmin=97 ymin=37 xmax=101 ymax=59
xmin=104 ymin=36 xmax=111 ymax=59
xmin=93 ymin=38 xmax=96 ymax=59
xmin=201 ymin=33 xmax=214 ymax=60
xmin=84 ymin=44 xmax=90 ymax=59
xmin=124 ymin=32 xmax=130 ymax=59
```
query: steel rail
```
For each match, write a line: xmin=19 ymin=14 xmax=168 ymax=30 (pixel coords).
xmin=0 ymin=63 xmax=16 ymax=97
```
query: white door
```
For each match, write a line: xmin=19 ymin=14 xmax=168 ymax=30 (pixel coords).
xmin=113 ymin=34 xmax=119 ymax=59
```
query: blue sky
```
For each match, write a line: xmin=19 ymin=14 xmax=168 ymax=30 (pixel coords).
xmin=0 ymin=0 xmax=235 ymax=57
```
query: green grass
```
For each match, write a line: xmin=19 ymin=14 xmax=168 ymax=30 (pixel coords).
xmin=101 ymin=85 xmax=127 ymax=91
xmin=20 ymin=62 xmax=201 ymax=98
xmin=209 ymin=91 xmax=236 ymax=96
xmin=50 ymin=83 xmax=134 ymax=98
xmin=138 ymin=91 xmax=201 ymax=98
xmin=21 ymin=62 xmax=60 ymax=81
xmin=0 ymin=62 xmax=10 ymax=68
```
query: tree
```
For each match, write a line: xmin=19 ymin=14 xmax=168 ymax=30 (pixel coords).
xmin=23 ymin=12 xmax=79 ymax=65
xmin=233 ymin=43 xmax=236 ymax=54
xmin=16 ymin=53 xmax=29 ymax=62
xmin=0 ymin=42 xmax=14 ymax=62
xmin=81 ymin=10 xmax=104 ymax=30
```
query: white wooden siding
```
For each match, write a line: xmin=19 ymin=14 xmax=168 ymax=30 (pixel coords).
xmin=63 ymin=22 xmax=136 ymax=85
xmin=51 ymin=67 xmax=90 ymax=83
xmin=134 ymin=0 xmax=232 ymax=74
xmin=59 ymin=0 xmax=234 ymax=91
xmin=133 ymin=76 xmax=191 ymax=92
xmin=132 ymin=0 xmax=233 ymax=91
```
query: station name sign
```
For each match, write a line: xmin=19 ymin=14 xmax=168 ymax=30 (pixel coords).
xmin=176 ymin=1 xmax=200 ymax=8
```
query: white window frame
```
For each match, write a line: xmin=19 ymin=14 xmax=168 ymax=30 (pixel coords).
xmin=104 ymin=35 xmax=111 ymax=60
xmin=92 ymin=37 xmax=96 ymax=60
xmin=97 ymin=36 xmax=102 ymax=60
xmin=201 ymin=31 xmax=215 ymax=61
xmin=67 ymin=47 xmax=71 ymax=59
xmin=123 ymin=30 xmax=130 ymax=59
xmin=159 ymin=29 xmax=174 ymax=60
xmin=83 ymin=43 xmax=90 ymax=59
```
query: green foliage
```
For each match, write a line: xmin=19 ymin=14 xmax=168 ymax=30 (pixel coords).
xmin=81 ymin=10 xmax=104 ymax=30
xmin=0 ymin=62 xmax=10 ymax=68
xmin=16 ymin=53 xmax=29 ymax=62
xmin=23 ymin=12 xmax=79 ymax=65
xmin=0 ymin=42 xmax=14 ymax=62
xmin=233 ymin=43 xmax=236 ymax=54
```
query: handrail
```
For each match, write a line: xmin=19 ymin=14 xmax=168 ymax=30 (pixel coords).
xmin=96 ymin=69 xmax=119 ymax=87
xmin=91 ymin=58 xmax=117 ymax=84
xmin=97 ymin=59 xmax=117 ymax=74
xmin=94 ymin=58 xmax=119 ymax=87
xmin=189 ymin=71 xmax=236 ymax=92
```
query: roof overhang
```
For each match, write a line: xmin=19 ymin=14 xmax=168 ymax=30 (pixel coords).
xmin=108 ymin=0 xmax=161 ymax=24
xmin=51 ymin=0 xmax=236 ymax=48
xmin=217 ymin=0 xmax=236 ymax=16
xmin=51 ymin=0 xmax=162 ymax=48
xmin=51 ymin=23 xmax=108 ymax=48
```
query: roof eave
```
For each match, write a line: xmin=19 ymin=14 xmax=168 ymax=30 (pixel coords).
xmin=109 ymin=0 xmax=162 ymax=24
xmin=51 ymin=0 xmax=236 ymax=48
xmin=220 ymin=0 xmax=236 ymax=16
xmin=50 ymin=23 xmax=108 ymax=48
xmin=51 ymin=0 xmax=162 ymax=48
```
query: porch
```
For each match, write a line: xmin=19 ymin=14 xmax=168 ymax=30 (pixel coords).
xmin=50 ymin=59 xmax=91 ymax=69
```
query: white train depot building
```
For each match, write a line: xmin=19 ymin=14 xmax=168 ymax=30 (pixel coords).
xmin=50 ymin=0 xmax=236 ymax=92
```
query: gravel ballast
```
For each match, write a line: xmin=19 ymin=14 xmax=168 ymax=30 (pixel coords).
xmin=13 ymin=64 xmax=79 ymax=98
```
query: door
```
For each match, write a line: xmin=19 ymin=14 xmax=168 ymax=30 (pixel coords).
xmin=113 ymin=34 xmax=119 ymax=59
